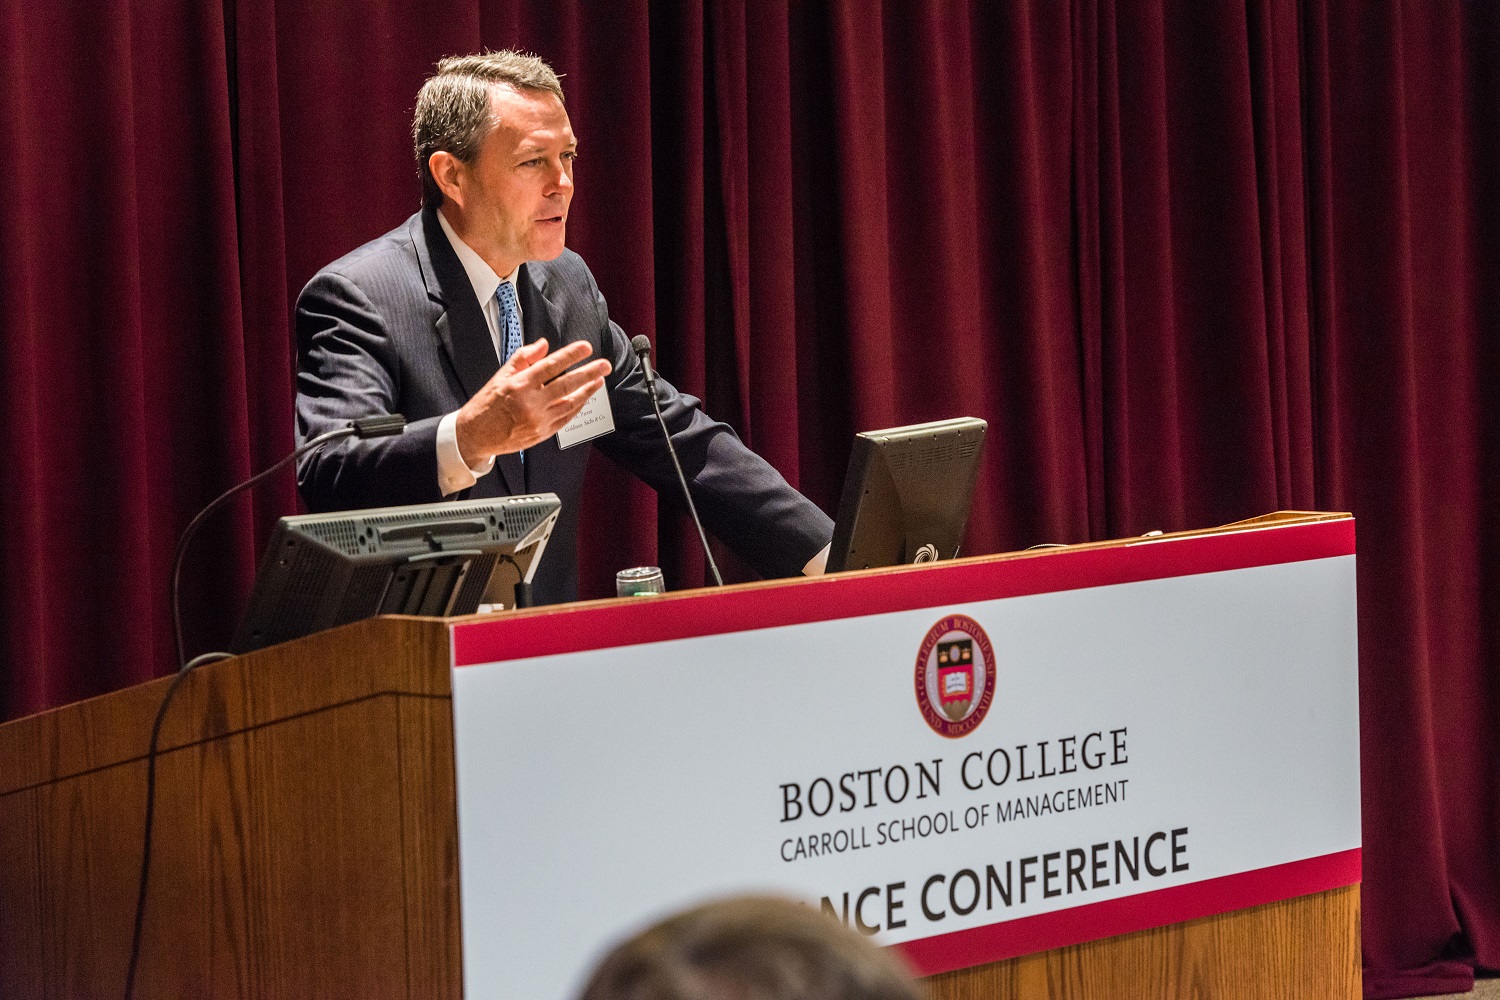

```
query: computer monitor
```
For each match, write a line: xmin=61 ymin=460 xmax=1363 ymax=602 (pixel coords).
xmin=230 ymin=494 xmax=561 ymax=654
xmin=825 ymin=417 xmax=987 ymax=573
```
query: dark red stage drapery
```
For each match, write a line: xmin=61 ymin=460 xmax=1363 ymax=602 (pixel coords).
xmin=1 ymin=2 xmax=1495 ymax=995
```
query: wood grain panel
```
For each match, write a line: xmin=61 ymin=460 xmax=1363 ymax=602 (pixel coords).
xmin=36 ymin=747 xmax=147 ymax=997
xmin=397 ymin=696 xmax=463 ymax=1000
xmin=241 ymin=695 xmax=411 ymax=997
xmin=0 ymin=787 xmax=44 ymax=998
xmin=14 ymin=694 xmax=432 ymax=998
xmin=925 ymin=885 xmax=1361 ymax=1000
xmin=0 ymin=615 xmax=453 ymax=797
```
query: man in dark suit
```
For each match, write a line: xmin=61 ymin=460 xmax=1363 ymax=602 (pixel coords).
xmin=295 ymin=50 xmax=833 ymax=605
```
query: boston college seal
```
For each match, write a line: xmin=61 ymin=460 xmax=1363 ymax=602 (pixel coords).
xmin=915 ymin=614 xmax=995 ymax=737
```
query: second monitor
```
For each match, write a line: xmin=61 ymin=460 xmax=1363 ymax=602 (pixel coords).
xmin=826 ymin=417 xmax=987 ymax=573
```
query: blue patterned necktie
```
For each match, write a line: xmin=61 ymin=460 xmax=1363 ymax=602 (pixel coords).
xmin=496 ymin=281 xmax=525 ymax=463
xmin=496 ymin=281 xmax=524 ymax=363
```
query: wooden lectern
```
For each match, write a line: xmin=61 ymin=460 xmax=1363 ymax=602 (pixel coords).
xmin=0 ymin=512 xmax=1360 ymax=998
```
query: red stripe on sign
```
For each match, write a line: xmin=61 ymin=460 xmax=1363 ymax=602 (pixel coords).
xmin=895 ymin=848 xmax=1362 ymax=978
xmin=453 ymin=517 xmax=1354 ymax=667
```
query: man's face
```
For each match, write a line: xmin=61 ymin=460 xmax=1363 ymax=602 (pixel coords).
xmin=441 ymin=84 xmax=576 ymax=274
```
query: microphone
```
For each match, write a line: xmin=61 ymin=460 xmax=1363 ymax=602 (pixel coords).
xmin=631 ymin=334 xmax=658 ymax=393
xmin=630 ymin=336 xmax=723 ymax=587
xmin=170 ymin=414 xmax=408 ymax=670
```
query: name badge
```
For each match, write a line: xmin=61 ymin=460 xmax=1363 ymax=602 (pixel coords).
xmin=556 ymin=387 xmax=615 ymax=449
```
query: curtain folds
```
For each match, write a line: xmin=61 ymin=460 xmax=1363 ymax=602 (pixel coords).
xmin=1 ymin=1 xmax=1495 ymax=994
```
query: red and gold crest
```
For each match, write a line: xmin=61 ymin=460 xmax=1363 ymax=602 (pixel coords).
xmin=915 ymin=615 xmax=995 ymax=737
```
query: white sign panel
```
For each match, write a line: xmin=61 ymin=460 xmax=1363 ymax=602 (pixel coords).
xmin=451 ymin=520 xmax=1359 ymax=1000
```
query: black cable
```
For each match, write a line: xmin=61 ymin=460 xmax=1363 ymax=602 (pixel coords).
xmin=122 ymin=650 xmax=234 ymax=1000
xmin=170 ymin=426 xmax=357 ymax=670
xmin=138 ymin=413 xmax=405 ymax=996
xmin=648 ymin=387 xmax=724 ymax=587
xmin=498 ymin=553 xmax=535 ymax=609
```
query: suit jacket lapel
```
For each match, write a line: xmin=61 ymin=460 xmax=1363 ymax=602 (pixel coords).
xmin=415 ymin=207 xmax=524 ymax=496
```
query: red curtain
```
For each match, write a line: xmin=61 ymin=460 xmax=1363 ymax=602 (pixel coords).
xmin=1 ymin=2 xmax=1495 ymax=995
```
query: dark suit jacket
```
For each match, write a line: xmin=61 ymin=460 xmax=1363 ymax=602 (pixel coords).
xmin=295 ymin=207 xmax=833 ymax=605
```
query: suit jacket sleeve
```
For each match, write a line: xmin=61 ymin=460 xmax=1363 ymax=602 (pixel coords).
xmin=585 ymin=279 xmax=834 ymax=579
xmin=294 ymin=268 xmax=446 ymax=512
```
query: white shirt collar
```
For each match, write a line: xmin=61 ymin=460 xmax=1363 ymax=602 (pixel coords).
xmin=436 ymin=207 xmax=521 ymax=304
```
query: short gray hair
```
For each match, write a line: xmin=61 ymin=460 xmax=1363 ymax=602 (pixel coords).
xmin=412 ymin=50 xmax=565 ymax=208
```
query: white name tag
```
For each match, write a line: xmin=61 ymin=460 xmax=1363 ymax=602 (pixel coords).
xmin=556 ymin=387 xmax=615 ymax=449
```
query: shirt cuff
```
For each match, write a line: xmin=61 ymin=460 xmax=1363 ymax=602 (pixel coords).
xmin=802 ymin=544 xmax=831 ymax=576
xmin=437 ymin=410 xmax=495 ymax=495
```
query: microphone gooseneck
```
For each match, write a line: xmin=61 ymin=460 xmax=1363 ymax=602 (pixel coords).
xmin=631 ymin=336 xmax=723 ymax=587
xmin=169 ymin=415 xmax=407 ymax=671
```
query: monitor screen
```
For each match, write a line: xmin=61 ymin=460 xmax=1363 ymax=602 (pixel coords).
xmin=230 ymin=494 xmax=561 ymax=654
xmin=825 ymin=418 xmax=987 ymax=573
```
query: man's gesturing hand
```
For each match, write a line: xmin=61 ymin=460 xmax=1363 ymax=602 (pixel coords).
xmin=454 ymin=338 xmax=612 ymax=467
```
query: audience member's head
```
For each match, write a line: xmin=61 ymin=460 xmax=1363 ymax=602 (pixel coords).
xmin=575 ymin=895 xmax=923 ymax=1000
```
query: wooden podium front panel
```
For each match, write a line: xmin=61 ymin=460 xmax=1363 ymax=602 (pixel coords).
xmin=926 ymin=886 xmax=1360 ymax=999
xmin=0 ymin=617 xmax=462 ymax=1000
xmin=0 ymin=785 xmax=44 ymax=996
xmin=396 ymin=695 xmax=464 ymax=1000
xmin=8 ymin=697 xmax=410 ymax=997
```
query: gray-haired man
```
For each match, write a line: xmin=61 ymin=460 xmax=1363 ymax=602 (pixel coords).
xmin=295 ymin=51 xmax=833 ymax=604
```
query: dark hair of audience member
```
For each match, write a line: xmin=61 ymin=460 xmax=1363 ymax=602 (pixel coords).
xmin=575 ymin=895 xmax=924 ymax=1000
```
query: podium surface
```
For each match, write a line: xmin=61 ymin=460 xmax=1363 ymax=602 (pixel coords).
xmin=0 ymin=511 xmax=1360 ymax=999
